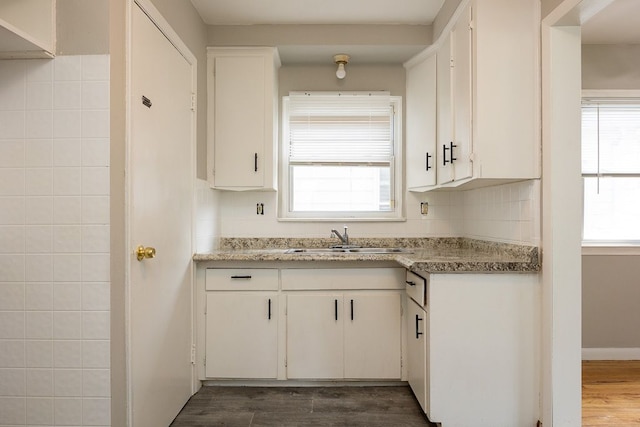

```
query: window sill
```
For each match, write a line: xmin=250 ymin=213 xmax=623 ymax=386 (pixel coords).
xmin=582 ymin=245 xmax=640 ymax=256
xmin=277 ymin=217 xmax=407 ymax=223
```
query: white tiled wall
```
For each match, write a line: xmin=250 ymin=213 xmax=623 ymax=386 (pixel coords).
xmin=0 ymin=55 xmax=110 ymax=427
xmin=215 ymin=180 xmax=540 ymax=245
xmin=462 ymin=180 xmax=541 ymax=245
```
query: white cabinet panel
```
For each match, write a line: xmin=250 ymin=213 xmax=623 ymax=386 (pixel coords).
xmin=406 ymin=298 xmax=428 ymax=414
xmin=344 ymin=292 xmax=402 ymax=379
xmin=286 ymin=293 xmax=344 ymax=379
xmin=406 ymin=55 xmax=437 ymax=190
xmin=207 ymin=47 xmax=280 ymax=191
xmin=436 ymin=33 xmax=454 ymax=186
xmin=205 ymin=292 xmax=278 ymax=379
xmin=451 ymin=3 xmax=473 ymax=182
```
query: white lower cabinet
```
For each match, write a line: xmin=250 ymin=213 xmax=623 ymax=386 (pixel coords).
xmin=419 ymin=273 xmax=541 ymax=427
xmin=406 ymin=298 xmax=428 ymax=414
xmin=204 ymin=268 xmax=279 ymax=379
xmin=205 ymin=292 xmax=278 ymax=378
xmin=202 ymin=266 xmax=404 ymax=382
xmin=286 ymin=294 xmax=344 ymax=379
xmin=286 ymin=292 xmax=402 ymax=380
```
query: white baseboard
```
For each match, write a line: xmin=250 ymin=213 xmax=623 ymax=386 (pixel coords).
xmin=582 ymin=348 xmax=640 ymax=360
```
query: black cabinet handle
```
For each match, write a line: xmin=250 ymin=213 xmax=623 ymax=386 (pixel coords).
xmin=405 ymin=280 xmax=416 ymax=287
xmin=230 ymin=275 xmax=252 ymax=279
xmin=416 ymin=314 xmax=424 ymax=339
xmin=254 ymin=153 xmax=258 ymax=172
xmin=350 ymin=299 xmax=354 ymax=321
xmin=443 ymin=144 xmax=450 ymax=165
xmin=425 ymin=152 xmax=432 ymax=171
xmin=335 ymin=299 xmax=338 ymax=321
xmin=268 ymin=298 xmax=271 ymax=320
xmin=450 ymin=142 xmax=457 ymax=163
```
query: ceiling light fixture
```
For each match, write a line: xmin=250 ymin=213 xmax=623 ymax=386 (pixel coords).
xmin=334 ymin=54 xmax=350 ymax=79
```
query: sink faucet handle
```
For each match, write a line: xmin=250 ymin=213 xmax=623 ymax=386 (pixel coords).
xmin=343 ymin=225 xmax=349 ymax=245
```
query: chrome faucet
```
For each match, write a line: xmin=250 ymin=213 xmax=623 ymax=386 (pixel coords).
xmin=331 ymin=226 xmax=350 ymax=247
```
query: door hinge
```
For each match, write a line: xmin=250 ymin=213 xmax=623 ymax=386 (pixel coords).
xmin=190 ymin=344 xmax=196 ymax=364
xmin=203 ymin=356 xmax=206 ymax=367
xmin=191 ymin=93 xmax=196 ymax=112
xmin=284 ymin=357 xmax=287 ymax=367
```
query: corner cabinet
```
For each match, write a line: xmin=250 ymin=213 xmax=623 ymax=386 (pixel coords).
xmin=206 ymin=47 xmax=281 ymax=191
xmin=404 ymin=0 xmax=540 ymax=191
xmin=405 ymin=271 xmax=541 ymax=427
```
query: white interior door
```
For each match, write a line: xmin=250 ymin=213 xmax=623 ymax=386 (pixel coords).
xmin=129 ymin=3 xmax=194 ymax=426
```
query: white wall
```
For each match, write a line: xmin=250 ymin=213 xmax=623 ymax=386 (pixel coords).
xmin=0 ymin=55 xmax=110 ymax=427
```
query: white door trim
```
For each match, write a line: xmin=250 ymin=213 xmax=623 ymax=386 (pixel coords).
xmin=125 ymin=1 xmax=198 ymax=425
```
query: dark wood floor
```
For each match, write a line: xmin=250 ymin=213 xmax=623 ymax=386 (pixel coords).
xmin=170 ymin=385 xmax=436 ymax=427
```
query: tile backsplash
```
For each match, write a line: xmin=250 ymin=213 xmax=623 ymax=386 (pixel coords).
xmin=216 ymin=179 xmax=540 ymax=246
xmin=0 ymin=55 xmax=110 ymax=427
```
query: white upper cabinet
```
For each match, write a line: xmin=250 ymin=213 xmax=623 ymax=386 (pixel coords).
xmin=406 ymin=54 xmax=437 ymax=190
xmin=207 ymin=47 xmax=280 ymax=191
xmin=0 ymin=0 xmax=55 ymax=58
xmin=405 ymin=0 xmax=540 ymax=191
xmin=436 ymin=33 xmax=454 ymax=185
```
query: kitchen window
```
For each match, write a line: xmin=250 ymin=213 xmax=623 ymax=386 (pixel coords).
xmin=582 ymin=97 xmax=640 ymax=244
xmin=280 ymin=92 xmax=402 ymax=220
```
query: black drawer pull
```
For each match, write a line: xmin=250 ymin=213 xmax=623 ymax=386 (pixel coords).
xmin=230 ymin=275 xmax=252 ymax=279
xmin=335 ymin=299 xmax=338 ymax=321
xmin=350 ymin=299 xmax=354 ymax=321
xmin=416 ymin=314 xmax=424 ymax=339
xmin=405 ymin=280 xmax=416 ymax=286
xmin=268 ymin=298 xmax=271 ymax=320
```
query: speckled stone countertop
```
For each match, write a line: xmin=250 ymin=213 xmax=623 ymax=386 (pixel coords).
xmin=193 ymin=238 xmax=540 ymax=274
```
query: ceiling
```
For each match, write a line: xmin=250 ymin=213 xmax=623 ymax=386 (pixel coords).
xmin=582 ymin=0 xmax=640 ymax=44
xmin=190 ymin=0 xmax=444 ymax=25
xmin=190 ymin=0 xmax=640 ymax=64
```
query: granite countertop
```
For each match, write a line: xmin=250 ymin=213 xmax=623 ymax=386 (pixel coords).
xmin=193 ymin=238 xmax=540 ymax=274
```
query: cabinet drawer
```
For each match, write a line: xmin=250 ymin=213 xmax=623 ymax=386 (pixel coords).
xmin=281 ymin=268 xmax=404 ymax=290
xmin=205 ymin=268 xmax=278 ymax=291
xmin=406 ymin=270 xmax=427 ymax=307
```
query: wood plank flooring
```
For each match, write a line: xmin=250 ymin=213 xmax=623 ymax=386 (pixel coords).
xmin=583 ymin=360 xmax=640 ymax=426
xmin=170 ymin=386 xmax=436 ymax=427
xmin=171 ymin=362 xmax=640 ymax=427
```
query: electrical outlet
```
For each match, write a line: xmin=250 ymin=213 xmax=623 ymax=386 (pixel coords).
xmin=256 ymin=203 xmax=264 ymax=215
xmin=420 ymin=202 xmax=429 ymax=215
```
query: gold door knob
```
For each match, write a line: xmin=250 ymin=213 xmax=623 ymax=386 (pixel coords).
xmin=136 ymin=245 xmax=156 ymax=261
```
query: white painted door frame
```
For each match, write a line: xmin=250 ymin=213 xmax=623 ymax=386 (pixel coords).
xmin=540 ymin=0 xmax=615 ymax=425
xmin=125 ymin=0 xmax=198 ymax=424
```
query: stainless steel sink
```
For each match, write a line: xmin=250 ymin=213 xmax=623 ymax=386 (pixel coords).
xmin=284 ymin=247 xmax=413 ymax=254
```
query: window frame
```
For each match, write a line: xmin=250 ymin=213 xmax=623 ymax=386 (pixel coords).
xmin=581 ymin=90 xmax=640 ymax=247
xmin=278 ymin=92 xmax=404 ymax=221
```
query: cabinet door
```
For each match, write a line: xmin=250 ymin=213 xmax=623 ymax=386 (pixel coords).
xmin=407 ymin=299 xmax=429 ymax=414
xmin=213 ymin=55 xmax=265 ymax=188
xmin=436 ymin=33 xmax=454 ymax=185
xmin=451 ymin=3 xmax=473 ymax=182
xmin=406 ymin=55 xmax=437 ymax=190
xmin=205 ymin=292 xmax=278 ymax=378
xmin=344 ymin=292 xmax=402 ymax=379
xmin=287 ymin=294 xmax=343 ymax=379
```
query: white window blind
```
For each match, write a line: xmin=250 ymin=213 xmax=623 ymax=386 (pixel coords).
xmin=280 ymin=92 xmax=402 ymax=220
xmin=287 ymin=92 xmax=393 ymax=165
xmin=581 ymin=101 xmax=640 ymax=243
